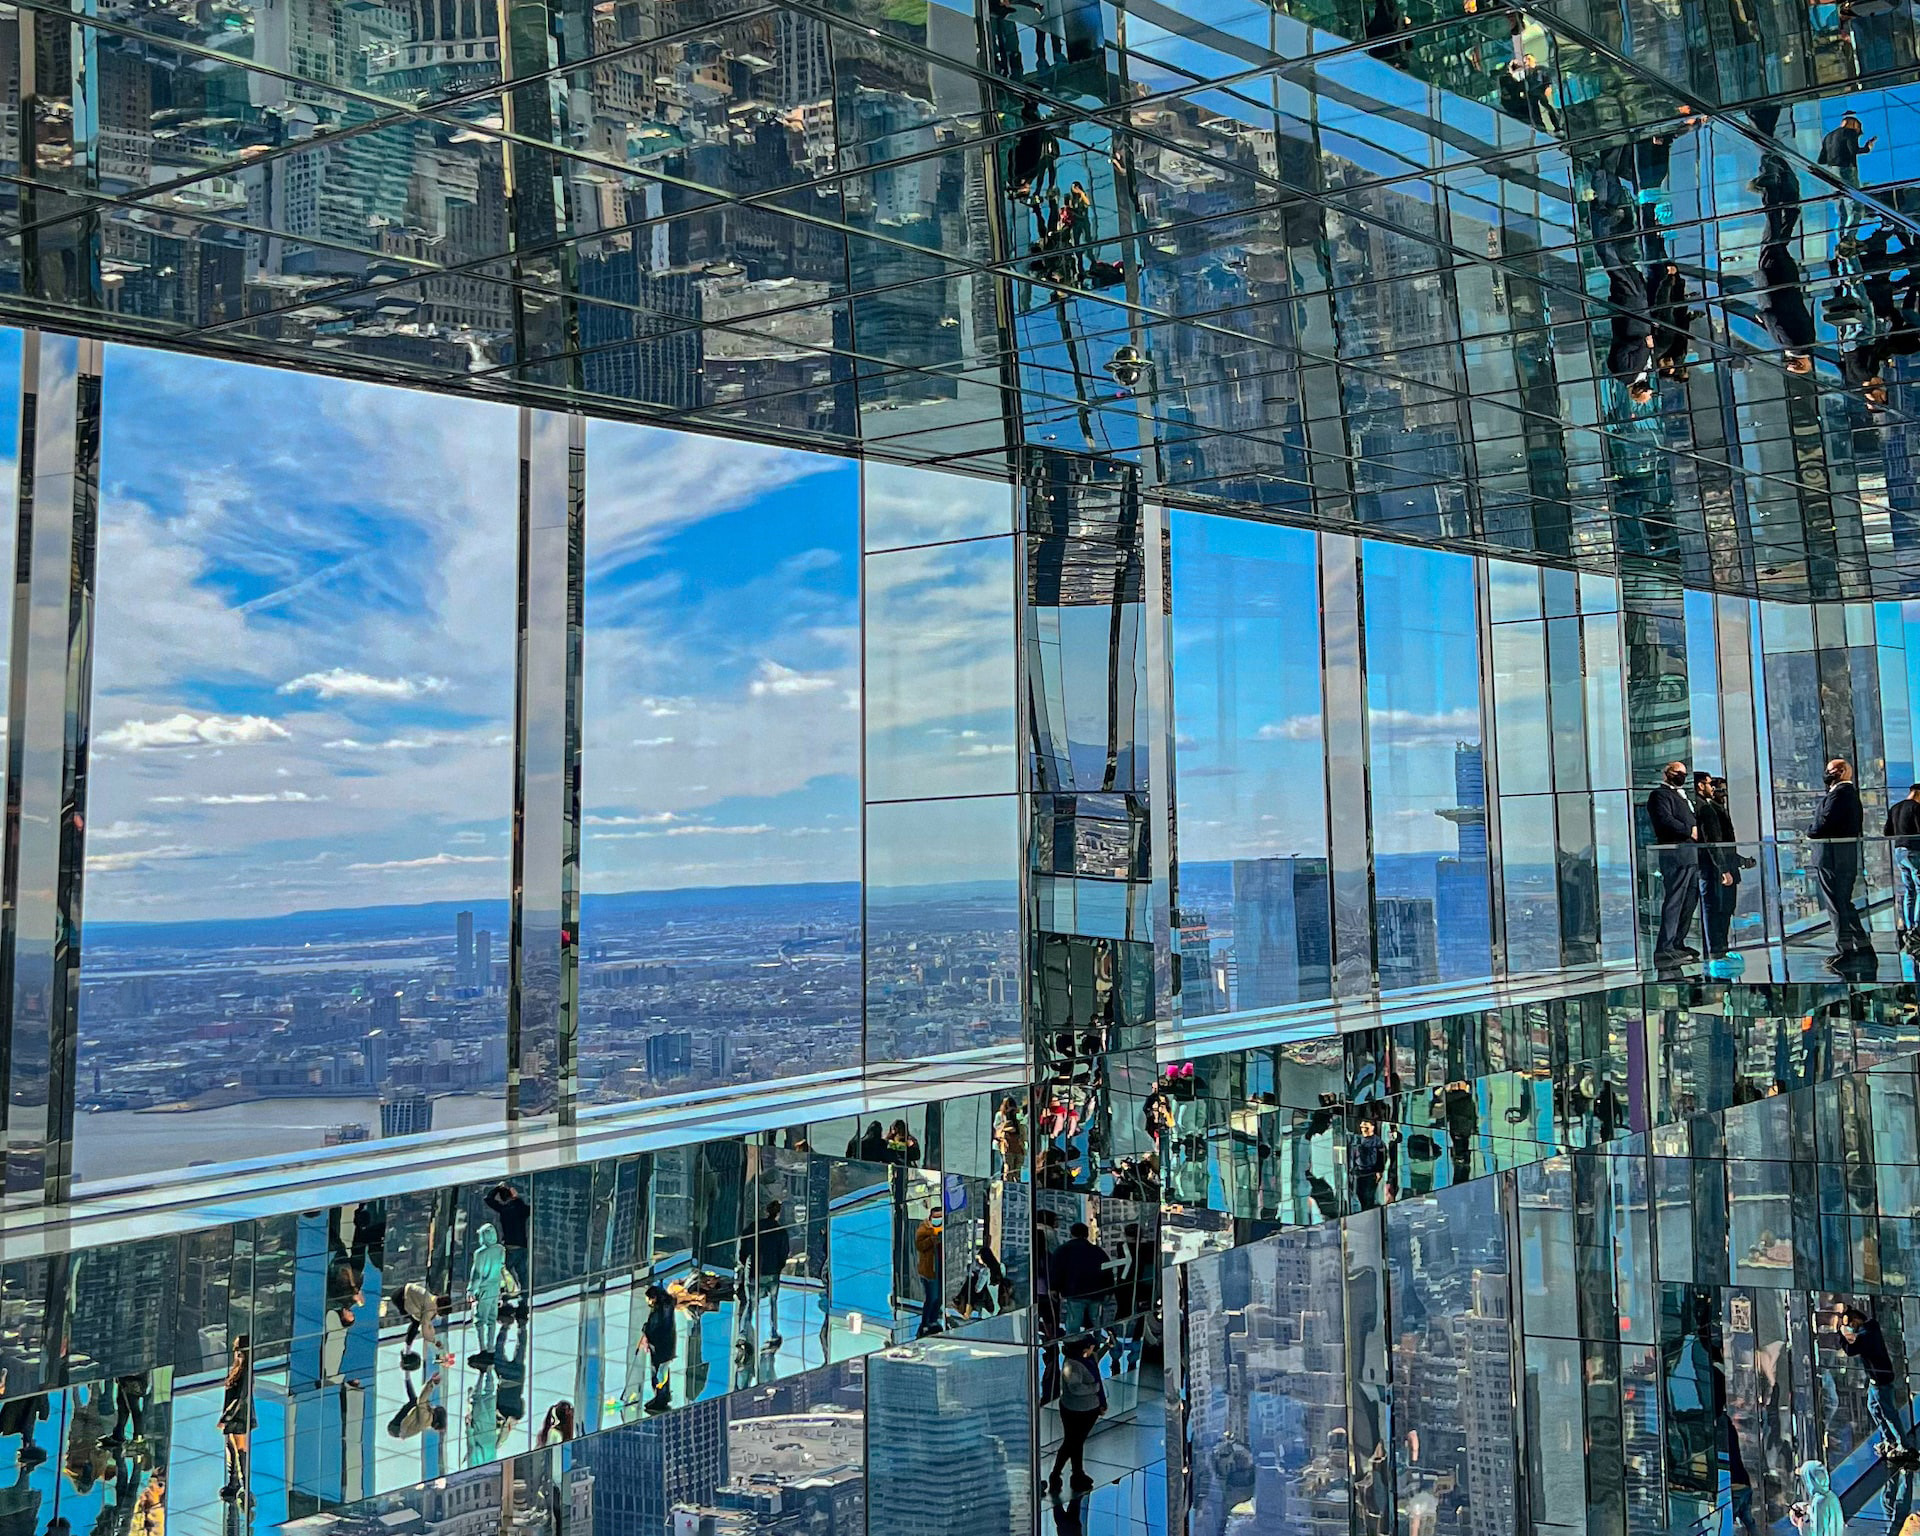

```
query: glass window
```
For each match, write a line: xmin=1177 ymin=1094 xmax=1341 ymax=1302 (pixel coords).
xmin=1500 ymin=795 xmax=1562 ymax=973
xmin=1363 ymin=542 xmax=1492 ymax=985
xmin=77 ymin=349 xmax=516 ymax=1185
xmin=1491 ymin=619 xmax=1551 ymax=796
xmin=863 ymin=462 xmax=1011 ymax=553
xmin=864 ymin=535 xmax=1018 ymax=803
xmin=864 ymin=795 xmax=1020 ymax=1066
xmin=1170 ymin=512 xmax=1329 ymax=1015
xmin=1685 ymin=589 xmax=1723 ymax=775
xmin=579 ymin=424 xmax=862 ymax=1102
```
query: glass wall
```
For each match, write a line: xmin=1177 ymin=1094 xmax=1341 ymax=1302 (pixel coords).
xmin=1168 ymin=511 xmax=1329 ymax=1019
xmin=577 ymin=424 xmax=862 ymax=1102
xmin=75 ymin=349 xmax=517 ymax=1185
xmin=1362 ymin=542 xmax=1493 ymax=987
xmin=861 ymin=463 xmax=1021 ymax=1066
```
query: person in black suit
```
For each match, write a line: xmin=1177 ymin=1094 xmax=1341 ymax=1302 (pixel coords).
xmin=1812 ymin=757 xmax=1873 ymax=966
xmin=1648 ymin=760 xmax=1700 ymax=961
xmin=1694 ymin=775 xmax=1749 ymax=958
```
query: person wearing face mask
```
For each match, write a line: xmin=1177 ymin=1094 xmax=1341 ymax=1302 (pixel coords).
xmin=1648 ymin=761 xmax=1701 ymax=962
xmin=1811 ymin=757 xmax=1873 ymax=967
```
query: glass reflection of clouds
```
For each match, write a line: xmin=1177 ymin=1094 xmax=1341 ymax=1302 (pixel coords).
xmin=578 ymin=424 xmax=863 ymax=1100
xmin=77 ymin=349 xmax=517 ymax=1182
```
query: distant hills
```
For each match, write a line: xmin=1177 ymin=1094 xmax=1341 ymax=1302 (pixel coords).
xmin=84 ymin=881 xmax=864 ymax=951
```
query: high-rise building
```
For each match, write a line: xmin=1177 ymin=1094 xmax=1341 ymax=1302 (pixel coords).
xmin=456 ymin=910 xmax=474 ymax=991
xmin=1375 ymin=896 xmax=1440 ymax=991
xmin=379 ymin=1087 xmax=433 ymax=1138
xmin=474 ymin=929 xmax=492 ymax=993
xmin=646 ymin=1031 xmax=695 ymax=1082
xmin=584 ymin=1394 xmax=728 ymax=1536
xmin=1230 ymin=857 xmax=1333 ymax=1010
xmin=1176 ymin=908 xmax=1221 ymax=1016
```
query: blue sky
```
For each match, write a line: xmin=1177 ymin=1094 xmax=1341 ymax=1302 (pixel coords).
xmin=581 ymin=422 xmax=861 ymax=896
xmin=1171 ymin=514 xmax=1485 ymax=860
xmin=84 ymin=347 xmax=864 ymax=921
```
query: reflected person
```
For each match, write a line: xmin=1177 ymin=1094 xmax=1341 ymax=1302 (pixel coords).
xmin=1050 ymin=1221 xmax=1111 ymax=1338
xmin=1047 ymin=1336 xmax=1105 ymax=1496
xmin=217 ymin=1335 xmax=253 ymax=1506
xmin=1751 ymin=152 xmax=1818 ymax=374
xmin=1696 ymin=775 xmax=1747 ymax=959
xmin=398 ymin=1280 xmax=453 ymax=1369
xmin=465 ymin=1359 xmax=499 ymax=1468
xmin=484 ymin=1183 xmax=532 ymax=1319
xmin=1819 ymin=109 xmax=1877 ymax=249
xmin=1837 ymin=1304 xmax=1915 ymax=1457
xmin=748 ymin=1200 xmax=789 ymax=1351
xmin=1885 ymin=782 xmax=1920 ymax=954
xmin=1812 ymin=758 xmax=1874 ymax=967
xmin=467 ymin=1222 xmax=505 ymax=1368
xmin=914 ymin=1206 xmax=944 ymax=1337
xmin=641 ymin=1285 xmax=676 ymax=1414
xmin=1649 ymin=761 xmax=1702 ymax=961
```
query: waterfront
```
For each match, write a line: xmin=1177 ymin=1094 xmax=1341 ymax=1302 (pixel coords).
xmin=73 ymin=1092 xmax=504 ymax=1181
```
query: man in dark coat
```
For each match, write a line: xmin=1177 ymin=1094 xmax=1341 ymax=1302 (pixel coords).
xmin=1812 ymin=757 xmax=1872 ymax=965
xmin=1648 ymin=760 xmax=1701 ymax=960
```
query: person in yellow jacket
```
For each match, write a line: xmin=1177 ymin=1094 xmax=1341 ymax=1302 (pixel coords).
xmin=914 ymin=1210 xmax=943 ymax=1337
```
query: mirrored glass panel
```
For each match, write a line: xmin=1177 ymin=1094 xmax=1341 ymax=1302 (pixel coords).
xmin=864 ymin=535 xmax=1018 ymax=803
xmin=578 ymin=424 xmax=862 ymax=1103
xmin=1362 ymin=542 xmax=1493 ymax=986
xmin=1169 ymin=510 xmax=1330 ymax=1018
xmin=75 ymin=349 xmax=516 ymax=1186
xmin=864 ymin=794 xmax=1021 ymax=1065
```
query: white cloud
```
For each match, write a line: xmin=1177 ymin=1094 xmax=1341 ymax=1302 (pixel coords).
xmin=1253 ymin=708 xmax=1477 ymax=745
xmin=749 ymin=661 xmax=836 ymax=697
xmin=583 ymin=812 xmax=681 ymax=827
xmin=86 ymin=844 xmax=202 ymax=873
xmin=1369 ymin=707 xmax=1480 ymax=738
xmin=322 ymin=733 xmax=468 ymax=752
xmin=89 ymin=820 xmax=158 ymax=842
xmin=631 ymin=736 xmax=676 ymax=747
xmin=345 ymin=852 xmax=506 ymax=871
xmin=197 ymin=790 xmax=326 ymax=805
xmin=279 ymin=668 xmax=449 ymax=700
xmin=589 ymin=823 xmax=774 ymax=841
xmin=97 ymin=712 xmax=292 ymax=752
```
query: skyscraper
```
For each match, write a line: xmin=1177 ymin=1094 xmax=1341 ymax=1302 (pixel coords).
xmin=867 ymin=1343 xmax=1026 ymax=1536
xmin=1231 ymin=857 xmax=1333 ymax=1010
xmin=456 ymin=910 xmax=475 ymax=991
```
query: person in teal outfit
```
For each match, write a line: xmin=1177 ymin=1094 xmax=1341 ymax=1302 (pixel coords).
xmin=468 ymin=1223 xmax=505 ymax=1368
xmin=1791 ymin=1460 xmax=1844 ymax=1536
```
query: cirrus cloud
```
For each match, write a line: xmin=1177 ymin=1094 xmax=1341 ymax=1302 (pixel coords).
xmin=198 ymin=790 xmax=327 ymax=805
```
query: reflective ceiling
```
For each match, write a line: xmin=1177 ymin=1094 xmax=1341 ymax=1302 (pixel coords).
xmin=7 ymin=0 xmax=1920 ymax=596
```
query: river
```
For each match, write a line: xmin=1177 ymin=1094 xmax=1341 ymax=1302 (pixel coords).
xmin=72 ymin=1093 xmax=505 ymax=1183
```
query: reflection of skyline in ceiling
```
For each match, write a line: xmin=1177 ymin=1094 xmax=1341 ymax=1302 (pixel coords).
xmin=2 ymin=0 xmax=1920 ymax=593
